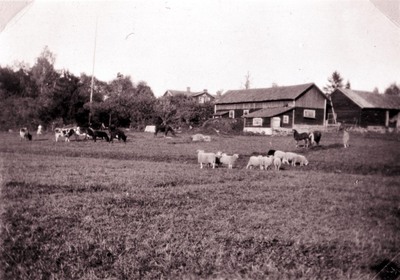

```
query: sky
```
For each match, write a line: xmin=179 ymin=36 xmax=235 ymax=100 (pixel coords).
xmin=0 ymin=0 xmax=399 ymax=97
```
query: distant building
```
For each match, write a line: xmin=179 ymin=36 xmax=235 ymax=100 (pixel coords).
xmin=214 ymin=83 xmax=329 ymax=134
xmin=331 ymin=88 xmax=400 ymax=129
xmin=163 ymin=87 xmax=215 ymax=104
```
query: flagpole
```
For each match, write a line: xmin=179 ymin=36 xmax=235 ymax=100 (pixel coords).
xmin=89 ymin=16 xmax=98 ymax=125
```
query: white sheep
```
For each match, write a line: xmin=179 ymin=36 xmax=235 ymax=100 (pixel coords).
xmin=274 ymin=150 xmax=286 ymax=160
xmin=283 ymin=152 xmax=298 ymax=165
xmin=261 ymin=156 xmax=274 ymax=170
xmin=219 ymin=153 xmax=239 ymax=169
xmin=292 ymin=154 xmax=309 ymax=166
xmin=246 ymin=155 xmax=263 ymax=169
xmin=197 ymin=150 xmax=217 ymax=169
xmin=273 ymin=157 xmax=282 ymax=171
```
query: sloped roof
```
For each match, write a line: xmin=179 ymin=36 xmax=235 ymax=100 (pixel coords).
xmin=244 ymin=107 xmax=293 ymax=118
xmin=213 ymin=110 xmax=229 ymax=116
xmin=216 ymin=83 xmax=317 ymax=104
xmin=336 ymin=88 xmax=400 ymax=110
xmin=164 ymin=90 xmax=215 ymax=99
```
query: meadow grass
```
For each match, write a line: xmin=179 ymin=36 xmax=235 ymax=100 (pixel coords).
xmin=0 ymin=131 xmax=399 ymax=279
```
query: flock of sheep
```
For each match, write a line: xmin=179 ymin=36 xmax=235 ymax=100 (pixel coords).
xmin=197 ymin=149 xmax=309 ymax=171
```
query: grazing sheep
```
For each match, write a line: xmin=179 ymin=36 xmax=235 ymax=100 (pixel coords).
xmin=292 ymin=154 xmax=309 ymax=166
xmin=274 ymin=150 xmax=286 ymax=160
xmin=273 ymin=157 xmax=282 ymax=171
xmin=261 ymin=156 xmax=274 ymax=170
xmin=343 ymin=130 xmax=350 ymax=148
xmin=219 ymin=153 xmax=239 ymax=169
xmin=197 ymin=150 xmax=217 ymax=169
xmin=283 ymin=152 xmax=298 ymax=165
xmin=246 ymin=155 xmax=263 ymax=169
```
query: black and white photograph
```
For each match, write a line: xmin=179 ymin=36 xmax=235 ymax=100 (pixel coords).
xmin=0 ymin=0 xmax=399 ymax=279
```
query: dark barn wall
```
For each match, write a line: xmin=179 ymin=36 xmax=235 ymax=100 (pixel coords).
xmin=244 ymin=117 xmax=271 ymax=127
xmin=331 ymin=90 xmax=362 ymax=124
xmin=276 ymin=112 xmax=292 ymax=128
xmin=244 ymin=111 xmax=292 ymax=128
xmin=296 ymin=86 xmax=326 ymax=109
xmin=293 ymin=108 xmax=325 ymax=125
xmin=360 ymin=109 xmax=386 ymax=127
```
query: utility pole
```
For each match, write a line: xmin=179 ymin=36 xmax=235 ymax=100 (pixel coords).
xmin=89 ymin=16 xmax=98 ymax=125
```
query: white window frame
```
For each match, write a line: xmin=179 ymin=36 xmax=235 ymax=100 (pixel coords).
xmin=229 ymin=110 xmax=235 ymax=119
xmin=303 ymin=109 xmax=316 ymax=119
xmin=283 ymin=115 xmax=289 ymax=124
xmin=252 ymin=118 xmax=263 ymax=126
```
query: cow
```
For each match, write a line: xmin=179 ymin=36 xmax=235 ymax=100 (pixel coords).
xmin=109 ymin=127 xmax=127 ymax=143
xmin=87 ymin=127 xmax=110 ymax=142
xmin=54 ymin=128 xmax=75 ymax=142
xmin=19 ymin=128 xmax=32 ymax=141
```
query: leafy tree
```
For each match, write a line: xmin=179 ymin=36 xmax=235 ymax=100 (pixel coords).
xmin=154 ymin=94 xmax=213 ymax=128
xmin=128 ymin=81 xmax=156 ymax=129
xmin=0 ymin=65 xmax=40 ymax=130
xmin=384 ymin=83 xmax=400 ymax=96
xmin=30 ymin=47 xmax=60 ymax=124
xmin=98 ymin=75 xmax=156 ymax=128
xmin=323 ymin=71 xmax=344 ymax=96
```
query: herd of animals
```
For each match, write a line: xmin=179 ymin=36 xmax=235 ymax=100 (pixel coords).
xmin=19 ymin=126 xmax=351 ymax=170
xmin=196 ymin=129 xmax=319 ymax=171
xmin=18 ymin=122 xmax=177 ymax=143
xmin=19 ymin=126 xmax=127 ymax=143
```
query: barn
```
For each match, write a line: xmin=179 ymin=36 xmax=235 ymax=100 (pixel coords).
xmin=330 ymin=88 xmax=400 ymax=130
xmin=214 ymin=83 xmax=329 ymax=134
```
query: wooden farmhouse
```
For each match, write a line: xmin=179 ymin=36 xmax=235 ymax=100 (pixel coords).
xmin=163 ymin=88 xmax=215 ymax=104
xmin=330 ymin=88 xmax=400 ymax=129
xmin=214 ymin=83 xmax=329 ymax=134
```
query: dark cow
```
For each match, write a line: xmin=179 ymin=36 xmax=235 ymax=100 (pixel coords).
xmin=19 ymin=128 xmax=32 ymax=141
xmin=309 ymin=130 xmax=322 ymax=146
xmin=109 ymin=127 xmax=127 ymax=143
xmin=87 ymin=127 xmax=110 ymax=142
xmin=154 ymin=124 xmax=176 ymax=137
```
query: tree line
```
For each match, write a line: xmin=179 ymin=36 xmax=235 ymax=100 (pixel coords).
xmin=0 ymin=47 xmax=214 ymax=131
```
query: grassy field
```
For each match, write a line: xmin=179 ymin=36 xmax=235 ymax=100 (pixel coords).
xmin=0 ymin=130 xmax=399 ymax=279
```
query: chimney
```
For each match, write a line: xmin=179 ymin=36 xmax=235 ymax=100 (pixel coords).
xmin=187 ymin=87 xmax=191 ymax=93
xmin=203 ymin=89 xmax=208 ymax=93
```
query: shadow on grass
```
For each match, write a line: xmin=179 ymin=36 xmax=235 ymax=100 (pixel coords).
xmin=370 ymin=258 xmax=400 ymax=280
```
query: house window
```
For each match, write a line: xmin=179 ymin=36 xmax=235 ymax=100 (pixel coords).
xmin=229 ymin=110 xmax=235 ymax=118
xmin=253 ymin=118 xmax=263 ymax=126
xmin=243 ymin=110 xmax=249 ymax=116
xmin=199 ymin=96 xmax=205 ymax=104
xmin=303 ymin=109 xmax=316 ymax=119
xmin=283 ymin=115 xmax=289 ymax=124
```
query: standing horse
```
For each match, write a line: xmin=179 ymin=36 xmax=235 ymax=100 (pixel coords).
xmin=292 ymin=129 xmax=309 ymax=148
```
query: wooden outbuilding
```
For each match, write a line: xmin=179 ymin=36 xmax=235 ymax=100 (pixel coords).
xmin=330 ymin=88 xmax=400 ymax=129
xmin=163 ymin=88 xmax=215 ymax=104
xmin=214 ymin=83 xmax=329 ymax=134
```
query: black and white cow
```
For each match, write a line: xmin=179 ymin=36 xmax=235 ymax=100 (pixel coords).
xmin=54 ymin=128 xmax=75 ymax=142
xmin=19 ymin=127 xmax=32 ymax=141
